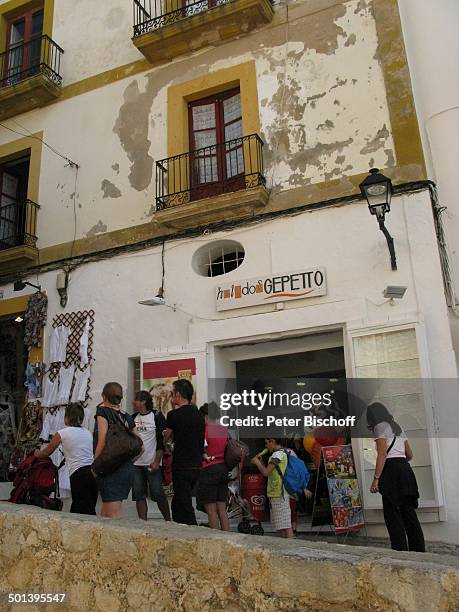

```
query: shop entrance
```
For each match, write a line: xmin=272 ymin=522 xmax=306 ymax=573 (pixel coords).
xmin=0 ymin=313 xmax=27 ymax=481
xmin=214 ymin=330 xmax=348 ymax=530
xmin=234 ymin=343 xmax=347 ymax=457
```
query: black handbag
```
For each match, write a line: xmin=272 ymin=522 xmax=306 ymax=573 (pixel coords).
xmin=93 ymin=410 xmax=143 ymax=477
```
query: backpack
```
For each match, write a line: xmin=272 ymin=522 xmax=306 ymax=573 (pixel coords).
xmin=274 ymin=450 xmax=310 ymax=499
xmin=9 ymin=454 xmax=63 ymax=511
xmin=224 ymin=438 xmax=249 ymax=469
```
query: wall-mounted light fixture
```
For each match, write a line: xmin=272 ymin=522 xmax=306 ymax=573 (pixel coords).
xmin=13 ymin=280 xmax=41 ymax=292
xmin=138 ymin=286 xmax=168 ymax=308
xmin=359 ymin=168 xmax=397 ymax=271
xmin=56 ymin=271 xmax=69 ymax=308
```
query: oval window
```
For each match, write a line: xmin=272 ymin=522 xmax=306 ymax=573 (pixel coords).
xmin=192 ymin=240 xmax=245 ymax=277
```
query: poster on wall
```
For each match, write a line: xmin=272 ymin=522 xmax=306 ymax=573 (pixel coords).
xmin=322 ymin=445 xmax=365 ymax=534
xmin=142 ymin=358 xmax=196 ymax=417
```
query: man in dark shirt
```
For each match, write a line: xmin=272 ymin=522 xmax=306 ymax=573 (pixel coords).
xmin=164 ymin=379 xmax=205 ymax=525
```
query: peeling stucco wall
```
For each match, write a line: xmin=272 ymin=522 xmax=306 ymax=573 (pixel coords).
xmin=0 ymin=0 xmax=400 ymax=248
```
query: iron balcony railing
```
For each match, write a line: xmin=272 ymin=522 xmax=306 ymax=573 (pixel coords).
xmin=133 ymin=0 xmax=232 ymax=35
xmin=156 ymin=133 xmax=265 ymax=211
xmin=0 ymin=35 xmax=64 ymax=89
xmin=0 ymin=200 xmax=40 ymax=250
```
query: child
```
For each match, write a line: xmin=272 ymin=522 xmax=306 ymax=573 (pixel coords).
xmin=35 ymin=403 xmax=97 ymax=515
xmin=251 ymin=438 xmax=293 ymax=539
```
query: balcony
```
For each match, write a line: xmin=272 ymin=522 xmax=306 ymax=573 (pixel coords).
xmin=154 ymin=133 xmax=268 ymax=228
xmin=0 ymin=200 xmax=40 ymax=270
xmin=0 ymin=35 xmax=64 ymax=121
xmin=132 ymin=0 xmax=274 ymax=63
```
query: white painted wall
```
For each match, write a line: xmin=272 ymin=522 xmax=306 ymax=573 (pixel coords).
xmin=398 ymin=0 xmax=459 ymax=352
xmin=53 ymin=0 xmax=141 ymax=84
xmin=4 ymin=189 xmax=459 ymax=541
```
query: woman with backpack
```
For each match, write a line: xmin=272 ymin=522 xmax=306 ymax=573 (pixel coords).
xmin=92 ymin=382 xmax=137 ymax=519
xmin=34 ymin=402 xmax=97 ymax=515
xmin=367 ymin=402 xmax=425 ymax=552
xmin=251 ymin=438 xmax=294 ymax=538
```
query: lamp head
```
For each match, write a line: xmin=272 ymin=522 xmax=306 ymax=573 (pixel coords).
xmin=359 ymin=168 xmax=392 ymax=221
xmin=13 ymin=280 xmax=26 ymax=291
xmin=138 ymin=296 xmax=166 ymax=307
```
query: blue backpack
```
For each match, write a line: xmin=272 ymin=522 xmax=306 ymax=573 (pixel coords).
xmin=275 ymin=450 xmax=310 ymax=499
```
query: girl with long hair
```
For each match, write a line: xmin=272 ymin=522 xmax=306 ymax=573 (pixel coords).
xmin=367 ymin=402 xmax=425 ymax=552
xmin=93 ymin=382 xmax=137 ymax=518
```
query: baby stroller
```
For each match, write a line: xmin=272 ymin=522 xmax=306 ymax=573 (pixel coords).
xmin=9 ymin=454 xmax=63 ymax=511
xmin=227 ymin=461 xmax=265 ymax=536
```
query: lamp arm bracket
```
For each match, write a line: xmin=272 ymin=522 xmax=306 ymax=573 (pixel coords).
xmin=378 ymin=220 xmax=397 ymax=271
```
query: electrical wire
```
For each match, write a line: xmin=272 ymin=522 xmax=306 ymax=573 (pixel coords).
xmin=0 ymin=121 xmax=79 ymax=168
xmin=69 ymin=165 xmax=80 ymax=259
xmin=1 ymin=117 xmax=81 ymax=262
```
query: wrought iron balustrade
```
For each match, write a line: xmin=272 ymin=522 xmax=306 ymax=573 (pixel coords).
xmin=0 ymin=200 xmax=40 ymax=250
xmin=156 ymin=133 xmax=265 ymax=211
xmin=0 ymin=35 xmax=64 ymax=89
xmin=133 ymin=0 xmax=233 ymax=35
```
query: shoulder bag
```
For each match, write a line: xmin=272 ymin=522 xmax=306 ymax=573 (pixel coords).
xmin=93 ymin=409 xmax=143 ymax=477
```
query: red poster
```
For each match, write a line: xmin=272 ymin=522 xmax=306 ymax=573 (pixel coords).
xmin=143 ymin=358 xmax=196 ymax=417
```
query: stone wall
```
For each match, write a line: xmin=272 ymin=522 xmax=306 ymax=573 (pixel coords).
xmin=0 ymin=503 xmax=458 ymax=612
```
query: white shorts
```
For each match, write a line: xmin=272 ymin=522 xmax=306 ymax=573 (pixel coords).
xmin=270 ymin=496 xmax=292 ymax=531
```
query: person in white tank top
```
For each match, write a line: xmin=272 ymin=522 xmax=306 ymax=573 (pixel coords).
xmin=35 ymin=403 xmax=97 ymax=515
xmin=367 ymin=402 xmax=425 ymax=552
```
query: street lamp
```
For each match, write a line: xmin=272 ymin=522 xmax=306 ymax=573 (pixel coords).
xmin=13 ymin=280 xmax=41 ymax=291
xmin=359 ymin=168 xmax=397 ymax=271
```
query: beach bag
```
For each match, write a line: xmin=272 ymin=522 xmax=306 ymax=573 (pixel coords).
xmin=275 ymin=451 xmax=310 ymax=499
xmin=93 ymin=410 xmax=143 ymax=476
xmin=224 ymin=438 xmax=249 ymax=469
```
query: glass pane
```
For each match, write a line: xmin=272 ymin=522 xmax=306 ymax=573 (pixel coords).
xmin=1 ymin=173 xmax=19 ymax=199
xmin=225 ymin=119 xmax=242 ymax=143
xmin=30 ymin=37 xmax=42 ymax=68
xmin=192 ymin=104 xmax=216 ymax=130
xmin=0 ymin=195 xmax=16 ymax=208
xmin=9 ymin=20 xmax=25 ymax=45
xmin=226 ymin=147 xmax=243 ymax=178
xmin=223 ymin=93 xmax=241 ymax=123
xmin=194 ymin=156 xmax=218 ymax=183
xmin=0 ymin=202 xmax=16 ymax=242
xmin=32 ymin=11 xmax=44 ymax=36
xmin=194 ymin=129 xmax=217 ymax=150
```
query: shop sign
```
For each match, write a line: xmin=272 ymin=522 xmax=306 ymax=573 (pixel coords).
xmin=215 ymin=268 xmax=326 ymax=311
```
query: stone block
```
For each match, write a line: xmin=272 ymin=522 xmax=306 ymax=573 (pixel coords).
xmin=7 ymin=558 xmax=35 ymax=590
xmin=94 ymin=587 xmax=121 ymax=612
xmin=271 ymin=556 xmax=358 ymax=604
xmin=367 ymin=561 xmax=448 ymax=612
xmin=62 ymin=524 xmax=99 ymax=554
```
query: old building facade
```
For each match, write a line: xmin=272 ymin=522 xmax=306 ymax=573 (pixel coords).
xmin=0 ymin=0 xmax=458 ymax=542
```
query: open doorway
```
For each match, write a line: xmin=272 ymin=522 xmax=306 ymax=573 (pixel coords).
xmin=0 ymin=313 xmax=27 ymax=480
xmin=235 ymin=345 xmax=347 ymax=457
